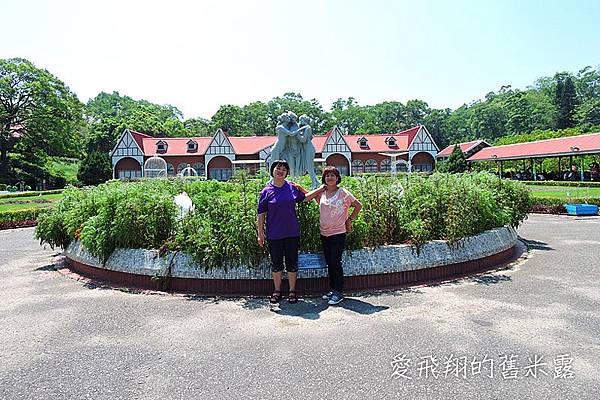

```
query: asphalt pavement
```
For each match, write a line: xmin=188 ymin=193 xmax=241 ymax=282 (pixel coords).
xmin=1 ymin=214 xmax=599 ymax=399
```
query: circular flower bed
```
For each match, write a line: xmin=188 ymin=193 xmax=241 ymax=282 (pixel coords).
xmin=36 ymin=172 xmax=531 ymax=272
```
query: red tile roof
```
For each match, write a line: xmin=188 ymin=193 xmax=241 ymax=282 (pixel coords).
xmin=467 ymin=132 xmax=600 ymax=161
xmin=344 ymin=126 xmax=422 ymax=153
xmin=229 ymin=136 xmax=276 ymax=155
xmin=128 ymin=125 xmax=427 ymax=156
xmin=129 ymin=130 xmax=153 ymax=152
xmin=312 ymin=135 xmax=328 ymax=152
xmin=438 ymin=140 xmax=489 ymax=157
xmin=141 ymin=136 xmax=212 ymax=156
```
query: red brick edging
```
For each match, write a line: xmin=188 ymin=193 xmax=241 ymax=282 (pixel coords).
xmin=64 ymin=245 xmax=518 ymax=296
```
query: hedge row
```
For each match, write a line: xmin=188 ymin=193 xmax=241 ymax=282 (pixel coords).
xmin=0 ymin=189 xmax=64 ymax=199
xmin=0 ymin=208 xmax=50 ymax=223
xmin=523 ymin=181 xmax=600 ymax=188
xmin=35 ymin=173 xmax=532 ymax=270
xmin=531 ymin=197 xmax=600 ymax=207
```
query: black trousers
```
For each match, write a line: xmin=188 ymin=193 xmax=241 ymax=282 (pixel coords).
xmin=321 ymin=233 xmax=346 ymax=293
xmin=267 ymin=237 xmax=299 ymax=272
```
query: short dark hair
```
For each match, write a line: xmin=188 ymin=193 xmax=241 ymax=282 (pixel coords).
xmin=322 ymin=166 xmax=341 ymax=185
xmin=270 ymin=160 xmax=290 ymax=178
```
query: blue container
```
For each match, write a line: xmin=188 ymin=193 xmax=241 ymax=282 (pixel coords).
xmin=564 ymin=204 xmax=599 ymax=216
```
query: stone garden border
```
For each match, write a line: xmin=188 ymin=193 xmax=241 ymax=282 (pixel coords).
xmin=65 ymin=226 xmax=518 ymax=296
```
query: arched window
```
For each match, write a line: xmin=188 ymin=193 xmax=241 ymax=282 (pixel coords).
xmin=351 ymin=160 xmax=364 ymax=175
xmin=167 ymin=163 xmax=175 ymax=176
xmin=192 ymin=162 xmax=205 ymax=176
xmin=143 ymin=156 xmax=166 ymax=178
xmin=395 ymin=160 xmax=408 ymax=172
xmin=380 ymin=159 xmax=391 ymax=173
xmin=177 ymin=163 xmax=188 ymax=174
xmin=364 ymin=159 xmax=378 ymax=173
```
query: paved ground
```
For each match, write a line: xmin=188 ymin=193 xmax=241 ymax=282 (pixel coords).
xmin=1 ymin=214 xmax=599 ymax=399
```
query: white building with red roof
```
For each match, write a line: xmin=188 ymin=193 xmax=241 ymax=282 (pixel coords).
xmin=110 ymin=125 xmax=439 ymax=179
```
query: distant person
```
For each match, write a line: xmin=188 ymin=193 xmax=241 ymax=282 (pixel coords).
xmin=590 ymin=162 xmax=599 ymax=181
xmin=567 ymin=164 xmax=579 ymax=181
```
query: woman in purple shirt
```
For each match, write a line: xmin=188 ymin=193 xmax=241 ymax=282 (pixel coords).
xmin=257 ymin=160 xmax=315 ymax=304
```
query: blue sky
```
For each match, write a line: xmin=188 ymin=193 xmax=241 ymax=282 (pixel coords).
xmin=2 ymin=0 xmax=599 ymax=119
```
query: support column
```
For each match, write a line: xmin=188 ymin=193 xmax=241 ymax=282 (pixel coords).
xmin=557 ymin=157 xmax=562 ymax=180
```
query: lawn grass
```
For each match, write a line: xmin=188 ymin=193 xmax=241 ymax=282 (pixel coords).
xmin=528 ymin=185 xmax=600 ymax=199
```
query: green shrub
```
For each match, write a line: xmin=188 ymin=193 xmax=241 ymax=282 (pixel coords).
xmin=0 ymin=208 xmax=48 ymax=223
xmin=0 ymin=189 xmax=64 ymax=199
xmin=35 ymin=172 xmax=531 ymax=269
xmin=523 ymin=181 xmax=600 ymax=188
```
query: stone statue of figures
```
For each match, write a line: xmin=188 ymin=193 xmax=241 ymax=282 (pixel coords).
xmin=295 ymin=115 xmax=319 ymax=188
xmin=271 ymin=112 xmax=297 ymax=166
xmin=269 ymin=111 xmax=318 ymax=188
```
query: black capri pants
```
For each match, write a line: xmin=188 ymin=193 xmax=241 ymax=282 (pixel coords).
xmin=267 ymin=236 xmax=300 ymax=273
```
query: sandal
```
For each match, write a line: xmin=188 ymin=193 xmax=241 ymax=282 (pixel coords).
xmin=288 ymin=291 xmax=298 ymax=304
xmin=269 ymin=290 xmax=282 ymax=304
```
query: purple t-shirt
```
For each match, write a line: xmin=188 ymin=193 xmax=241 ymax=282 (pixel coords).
xmin=257 ymin=181 xmax=306 ymax=240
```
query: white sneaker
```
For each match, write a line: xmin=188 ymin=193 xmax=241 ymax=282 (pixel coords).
xmin=322 ymin=291 xmax=334 ymax=300
xmin=328 ymin=293 xmax=344 ymax=305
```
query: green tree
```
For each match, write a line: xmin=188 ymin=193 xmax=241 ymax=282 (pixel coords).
xmin=241 ymin=101 xmax=271 ymax=136
xmin=209 ymin=104 xmax=244 ymax=135
xmin=469 ymin=100 xmax=507 ymax=141
xmin=85 ymin=91 xmax=189 ymax=139
xmin=504 ymin=91 xmax=532 ymax=134
xmin=576 ymin=98 xmax=600 ymax=129
xmin=360 ymin=101 xmax=405 ymax=134
xmin=575 ymin=66 xmax=600 ymax=101
xmin=403 ymin=99 xmax=430 ymax=128
xmin=424 ymin=108 xmax=452 ymax=149
xmin=184 ymin=117 xmax=211 ymax=136
xmin=446 ymin=145 xmax=467 ymax=173
xmin=328 ymin=97 xmax=367 ymax=133
xmin=0 ymin=58 xmax=84 ymax=184
xmin=554 ymin=73 xmax=579 ymax=129
xmin=267 ymin=93 xmax=329 ymax=134
xmin=78 ymin=148 xmax=113 ymax=185
xmin=446 ymin=104 xmax=475 ymax=143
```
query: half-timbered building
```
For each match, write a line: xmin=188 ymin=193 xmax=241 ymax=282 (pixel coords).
xmin=111 ymin=125 xmax=439 ymax=179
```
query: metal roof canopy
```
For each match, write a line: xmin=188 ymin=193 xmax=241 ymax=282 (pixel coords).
xmin=467 ymin=132 xmax=600 ymax=162
xmin=471 ymin=149 xmax=600 ymax=162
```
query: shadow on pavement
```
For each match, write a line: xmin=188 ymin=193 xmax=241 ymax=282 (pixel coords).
xmin=469 ymin=274 xmax=512 ymax=285
xmin=518 ymin=236 xmax=553 ymax=251
xmin=268 ymin=297 xmax=389 ymax=319
xmin=35 ymin=264 xmax=57 ymax=272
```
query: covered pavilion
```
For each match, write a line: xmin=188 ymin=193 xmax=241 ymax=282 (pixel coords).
xmin=466 ymin=132 xmax=600 ymax=181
